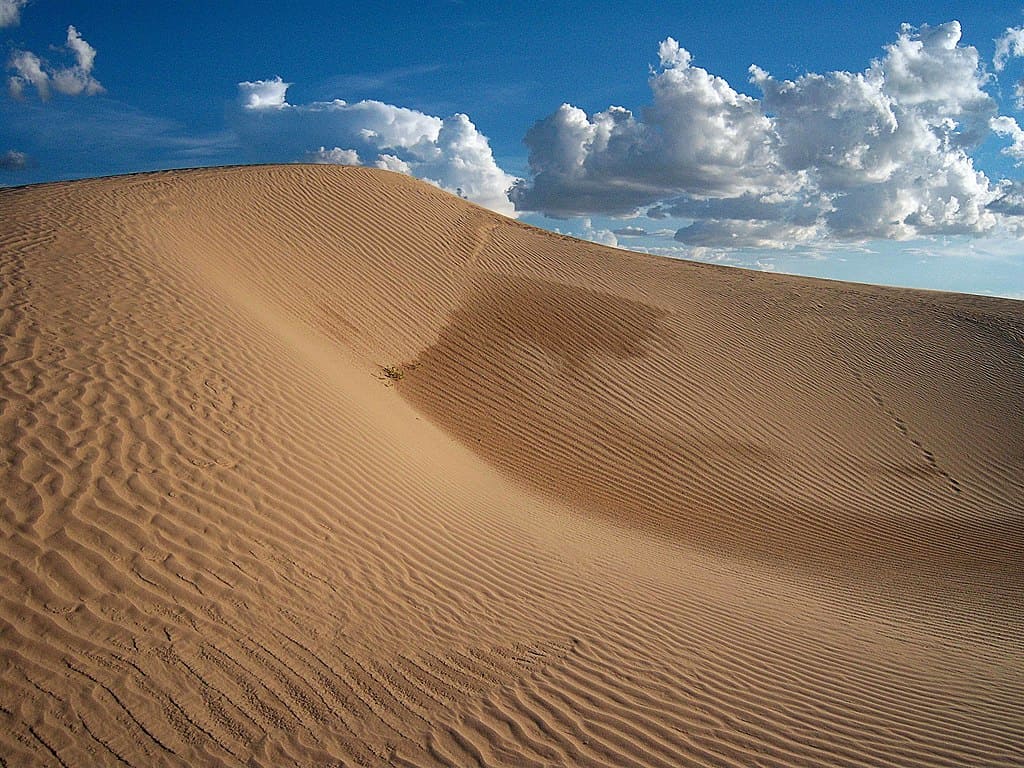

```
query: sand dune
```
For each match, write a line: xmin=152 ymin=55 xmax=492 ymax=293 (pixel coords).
xmin=1 ymin=164 xmax=1022 ymax=767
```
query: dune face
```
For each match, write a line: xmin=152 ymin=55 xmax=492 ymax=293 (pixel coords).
xmin=1 ymin=165 xmax=1022 ymax=767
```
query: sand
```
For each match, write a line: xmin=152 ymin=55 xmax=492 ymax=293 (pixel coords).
xmin=1 ymin=164 xmax=1021 ymax=767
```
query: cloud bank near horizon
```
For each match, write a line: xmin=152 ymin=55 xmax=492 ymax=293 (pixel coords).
xmin=237 ymin=77 xmax=518 ymax=216
xmin=511 ymin=22 xmax=1024 ymax=248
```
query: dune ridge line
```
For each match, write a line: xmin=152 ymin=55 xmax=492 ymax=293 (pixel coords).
xmin=1 ymin=164 xmax=1022 ymax=767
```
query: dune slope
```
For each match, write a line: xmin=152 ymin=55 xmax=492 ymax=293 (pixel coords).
xmin=1 ymin=165 xmax=1022 ymax=767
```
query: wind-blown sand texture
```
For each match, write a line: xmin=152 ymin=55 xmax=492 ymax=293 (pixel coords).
xmin=1 ymin=164 xmax=1022 ymax=767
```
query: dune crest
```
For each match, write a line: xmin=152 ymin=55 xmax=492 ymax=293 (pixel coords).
xmin=1 ymin=165 xmax=1022 ymax=767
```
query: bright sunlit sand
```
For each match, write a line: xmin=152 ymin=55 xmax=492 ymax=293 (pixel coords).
xmin=1 ymin=164 xmax=1021 ymax=766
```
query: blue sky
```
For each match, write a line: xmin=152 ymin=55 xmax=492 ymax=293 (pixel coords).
xmin=3 ymin=1 xmax=1024 ymax=298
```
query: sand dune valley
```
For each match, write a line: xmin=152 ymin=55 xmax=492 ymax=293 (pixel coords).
xmin=0 ymin=164 xmax=1022 ymax=767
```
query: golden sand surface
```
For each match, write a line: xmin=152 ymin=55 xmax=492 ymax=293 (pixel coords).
xmin=1 ymin=165 xmax=1022 ymax=766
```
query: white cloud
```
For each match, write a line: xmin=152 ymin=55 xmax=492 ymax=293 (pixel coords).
xmin=512 ymin=22 xmax=1018 ymax=247
xmin=8 ymin=50 xmax=48 ymax=99
xmin=881 ymin=22 xmax=990 ymax=118
xmin=237 ymin=79 xmax=519 ymax=215
xmin=991 ymin=115 xmax=1024 ymax=161
xmin=675 ymin=218 xmax=823 ymax=249
xmin=0 ymin=149 xmax=28 ymax=169
xmin=307 ymin=146 xmax=360 ymax=165
xmin=374 ymin=153 xmax=412 ymax=174
xmin=509 ymin=37 xmax=778 ymax=217
xmin=988 ymin=180 xmax=1024 ymax=216
xmin=238 ymin=76 xmax=290 ymax=109
xmin=51 ymin=26 xmax=103 ymax=96
xmin=994 ymin=26 xmax=1024 ymax=71
xmin=580 ymin=217 xmax=618 ymax=247
xmin=0 ymin=0 xmax=27 ymax=27
xmin=65 ymin=25 xmax=97 ymax=71
xmin=753 ymin=21 xmax=998 ymax=241
xmin=7 ymin=25 xmax=103 ymax=100
xmin=612 ymin=226 xmax=647 ymax=236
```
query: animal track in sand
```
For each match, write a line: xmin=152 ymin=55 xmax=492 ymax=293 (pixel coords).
xmin=850 ymin=367 xmax=961 ymax=494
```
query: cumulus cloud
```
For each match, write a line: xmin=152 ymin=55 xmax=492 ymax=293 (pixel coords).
xmin=7 ymin=25 xmax=103 ymax=100
xmin=580 ymin=217 xmax=619 ymax=247
xmin=988 ymin=181 xmax=1024 ymax=216
xmin=509 ymin=37 xmax=778 ymax=217
xmin=994 ymin=26 xmax=1024 ymax=71
xmin=753 ymin=20 xmax=998 ymax=241
xmin=513 ymin=22 xmax=1020 ymax=247
xmin=8 ymin=50 xmax=48 ymax=99
xmin=238 ymin=76 xmax=290 ymax=109
xmin=991 ymin=115 xmax=1024 ymax=161
xmin=237 ymin=79 xmax=518 ymax=215
xmin=0 ymin=149 xmax=28 ymax=170
xmin=0 ymin=0 xmax=27 ymax=27
xmin=373 ymin=153 xmax=412 ymax=174
xmin=307 ymin=146 xmax=360 ymax=165
xmin=52 ymin=26 xmax=103 ymax=96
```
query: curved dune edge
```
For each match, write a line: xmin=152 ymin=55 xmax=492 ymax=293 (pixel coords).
xmin=0 ymin=164 xmax=1021 ymax=767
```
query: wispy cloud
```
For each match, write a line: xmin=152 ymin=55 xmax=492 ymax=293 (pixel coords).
xmin=612 ymin=226 xmax=647 ymax=237
xmin=0 ymin=93 xmax=238 ymax=179
xmin=315 ymin=64 xmax=445 ymax=97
